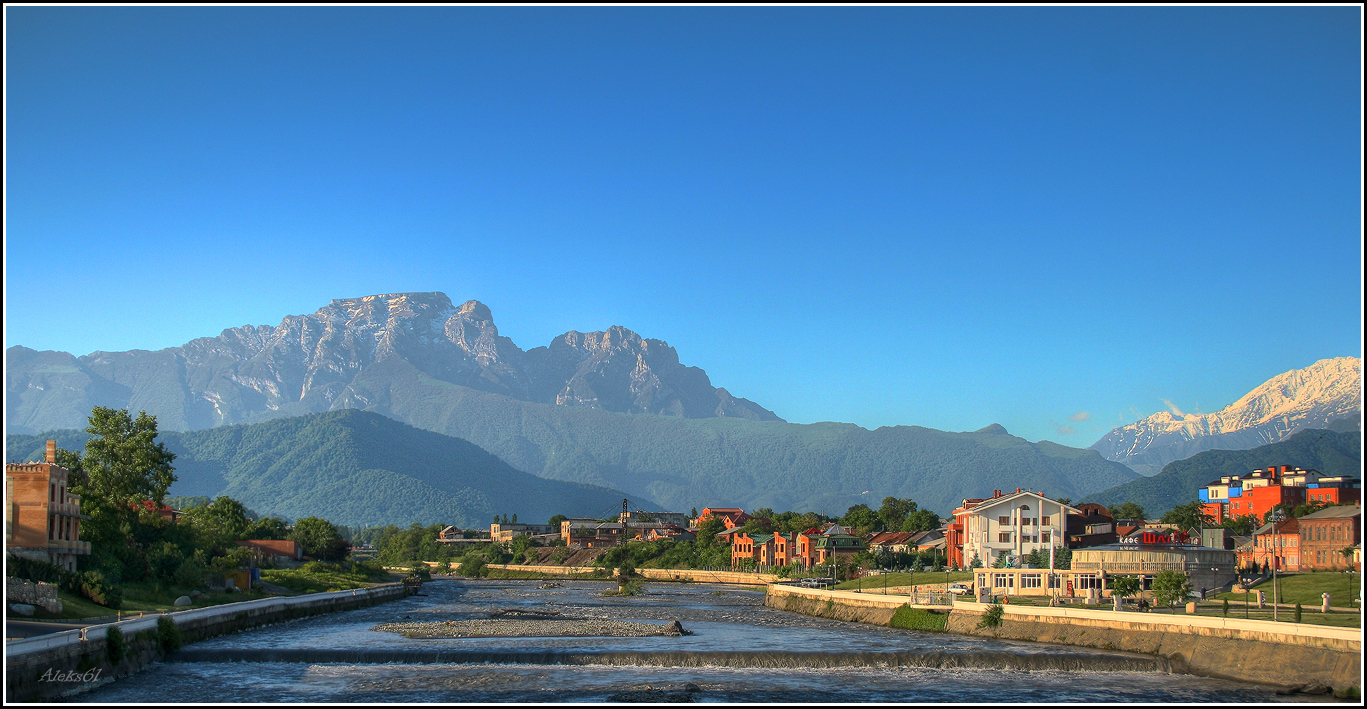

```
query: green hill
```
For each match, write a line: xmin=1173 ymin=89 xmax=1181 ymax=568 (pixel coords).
xmin=5 ymin=409 xmax=637 ymax=527
xmin=322 ymin=358 xmax=1139 ymax=516
xmin=1083 ymin=428 xmax=1362 ymax=516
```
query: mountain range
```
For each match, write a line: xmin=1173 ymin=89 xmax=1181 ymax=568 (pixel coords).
xmin=1089 ymin=357 xmax=1361 ymax=476
xmin=5 ymin=292 xmax=1141 ymax=518
xmin=5 ymin=410 xmax=634 ymax=527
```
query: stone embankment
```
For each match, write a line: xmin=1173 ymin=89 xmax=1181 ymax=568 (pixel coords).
xmin=765 ymin=584 xmax=1361 ymax=695
xmin=5 ymin=583 xmax=410 ymax=702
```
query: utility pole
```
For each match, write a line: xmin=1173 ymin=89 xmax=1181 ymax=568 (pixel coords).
xmin=1271 ymin=510 xmax=1283 ymax=622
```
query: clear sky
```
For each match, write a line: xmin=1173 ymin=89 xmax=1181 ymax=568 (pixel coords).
xmin=5 ymin=7 xmax=1362 ymax=446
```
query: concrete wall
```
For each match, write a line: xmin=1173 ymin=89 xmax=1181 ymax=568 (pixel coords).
xmin=5 ymin=583 xmax=409 ymax=702
xmin=766 ymin=585 xmax=1361 ymax=693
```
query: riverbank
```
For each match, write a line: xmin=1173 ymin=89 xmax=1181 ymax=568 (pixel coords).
xmin=765 ymin=584 xmax=1361 ymax=696
xmin=5 ymin=583 xmax=411 ymax=702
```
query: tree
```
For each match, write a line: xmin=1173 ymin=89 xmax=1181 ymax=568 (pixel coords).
xmin=291 ymin=517 xmax=348 ymax=561
xmin=1108 ymin=502 xmax=1146 ymax=522
xmin=841 ymin=504 xmax=882 ymax=533
xmin=1151 ymin=570 xmax=1192 ymax=612
xmin=901 ymin=509 xmax=939 ymax=533
xmin=1109 ymin=575 xmax=1141 ymax=600
xmin=969 ymin=554 xmax=982 ymax=569
xmin=66 ymin=407 xmax=177 ymax=505
xmin=548 ymin=514 xmax=568 ymax=528
xmin=878 ymin=497 xmax=916 ymax=531
xmin=1161 ymin=502 xmax=1212 ymax=537
xmin=690 ymin=507 xmax=698 ymax=519
xmin=696 ymin=518 xmax=725 ymax=547
xmin=182 ymin=496 xmax=249 ymax=551
xmin=511 ymin=513 xmax=518 ymax=524
xmin=245 ymin=516 xmax=289 ymax=540
xmin=1221 ymin=514 xmax=1260 ymax=536
xmin=1054 ymin=498 xmax=1072 ymax=506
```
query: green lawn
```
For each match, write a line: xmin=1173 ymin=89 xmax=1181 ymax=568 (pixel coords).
xmin=1212 ymin=572 xmax=1360 ymax=608
xmin=25 ymin=584 xmax=270 ymax=620
xmin=989 ymin=595 xmax=1359 ymax=628
xmin=835 ymin=571 xmax=972 ymax=591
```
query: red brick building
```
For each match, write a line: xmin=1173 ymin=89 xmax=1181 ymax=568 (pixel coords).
xmin=1297 ymin=505 xmax=1361 ymax=571
xmin=5 ymin=441 xmax=91 ymax=572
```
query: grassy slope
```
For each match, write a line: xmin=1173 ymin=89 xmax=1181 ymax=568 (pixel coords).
xmin=1213 ymin=572 xmax=1361 ymax=608
xmin=834 ymin=571 xmax=973 ymax=590
xmin=1082 ymin=429 xmax=1361 ymax=517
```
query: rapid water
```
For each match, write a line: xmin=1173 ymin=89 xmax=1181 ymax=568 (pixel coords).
xmin=75 ymin=579 xmax=1297 ymax=702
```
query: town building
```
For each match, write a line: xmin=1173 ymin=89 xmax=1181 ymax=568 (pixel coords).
xmin=866 ymin=531 xmax=918 ymax=554
xmin=436 ymin=526 xmax=492 ymax=546
xmin=490 ymin=522 xmax=558 ymax=543
xmin=947 ymin=489 xmax=1078 ymax=568
xmin=621 ymin=510 xmax=691 ymax=527
xmin=1199 ymin=466 xmax=1335 ymax=524
xmin=5 ymin=441 xmax=90 ymax=572
xmin=1066 ymin=503 xmax=1119 ymax=548
xmin=1241 ymin=517 xmax=1301 ymax=572
xmin=1071 ymin=538 xmax=1238 ymax=594
xmin=1304 ymin=477 xmax=1362 ymax=507
xmin=811 ymin=524 xmax=864 ymax=565
xmin=1297 ymin=504 xmax=1361 ymax=571
xmin=692 ymin=507 xmax=760 ymax=529
xmin=235 ymin=539 xmax=303 ymax=565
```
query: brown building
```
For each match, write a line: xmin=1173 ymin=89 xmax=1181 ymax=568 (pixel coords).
xmin=236 ymin=539 xmax=303 ymax=564
xmin=1297 ymin=504 xmax=1361 ymax=571
xmin=1241 ymin=517 xmax=1302 ymax=572
xmin=5 ymin=441 xmax=91 ymax=572
xmin=1067 ymin=503 xmax=1119 ymax=548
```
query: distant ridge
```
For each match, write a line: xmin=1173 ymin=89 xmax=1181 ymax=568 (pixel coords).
xmin=1090 ymin=357 xmax=1361 ymax=476
xmin=1083 ymin=428 xmax=1362 ymax=517
xmin=5 ymin=409 xmax=639 ymax=527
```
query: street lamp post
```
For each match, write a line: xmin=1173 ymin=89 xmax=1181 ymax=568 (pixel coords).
xmin=1271 ymin=509 xmax=1284 ymax=622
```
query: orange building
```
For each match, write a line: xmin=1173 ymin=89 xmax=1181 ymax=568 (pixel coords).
xmin=1297 ymin=505 xmax=1361 ymax=571
xmin=5 ymin=441 xmax=91 ymax=572
xmin=1199 ymin=466 xmax=1334 ymax=524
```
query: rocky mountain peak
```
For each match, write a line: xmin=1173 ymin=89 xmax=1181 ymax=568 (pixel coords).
xmin=456 ymin=300 xmax=494 ymax=323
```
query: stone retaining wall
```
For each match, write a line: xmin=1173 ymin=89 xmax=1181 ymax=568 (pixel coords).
xmin=6 ymin=578 xmax=61 ymax=613
xmin=5 ymin=583 xmax=409 ymax=702
xmin=766 ymin=585 xmax=1361 ymax=693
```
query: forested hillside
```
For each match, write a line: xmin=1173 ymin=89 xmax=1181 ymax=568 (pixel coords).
xmin=6 ymin=409 xmax=636 ymax=527
xmin=1083 ymin=428 xmax=1361 ymax=516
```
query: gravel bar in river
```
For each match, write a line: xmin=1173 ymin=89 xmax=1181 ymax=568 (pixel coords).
xmin=374 ymin=618 xmax=685 ymax=639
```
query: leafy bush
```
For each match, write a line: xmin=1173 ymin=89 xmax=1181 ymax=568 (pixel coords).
xmin=174 ymin=557 xmax=206 ymax=589
xmin=105 ymin=625 xmax=127 ymax=662
xmin=457 ymin=555 xmax=488 ymax=578
xmin=73 ymin=570 xmax=123 ymax=608
xmin=1294 ymin=603 xmax=1302 ymax=623
xmin=157 ymin=616 xmax=182 ymax=653
xmin=890 ymin=606 xmax=947 ymax=632
xmin=977 ymin=603 xmax=1004 ymax=630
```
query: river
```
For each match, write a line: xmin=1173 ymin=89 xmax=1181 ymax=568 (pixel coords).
xmin=75 ymin=578 xmax=1304 ymax=702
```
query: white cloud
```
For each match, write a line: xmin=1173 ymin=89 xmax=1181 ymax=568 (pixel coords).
xmin=1067 ymin=411 xmax=1090 ymax=422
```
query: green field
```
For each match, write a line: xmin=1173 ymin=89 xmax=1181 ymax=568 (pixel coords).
xmin=1213 ymin=572 xmax=1360 ymax=608
xmin=835 ymin=571 xmax=973 ymax=591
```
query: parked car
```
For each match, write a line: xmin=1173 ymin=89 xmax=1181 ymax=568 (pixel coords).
xmin=947 ymin=583 xmax=972 ymax=595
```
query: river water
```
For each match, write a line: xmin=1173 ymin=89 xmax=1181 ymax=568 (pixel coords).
xmin=76 ymin=579 xmax=1300 ymax=703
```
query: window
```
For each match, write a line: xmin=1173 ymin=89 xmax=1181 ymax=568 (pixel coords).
xmin=1075 ymin=574 xmax=1101 ymax=590
xmin=993 ymin=573 xmax=1013 ymax=588
xmin=999 ymin=516 xmax=1010 ymax=525
xmin=1048 ymin=574 xmax=1062 ymax=589
xmin=1042 ymin=532 xmax=1051 ymax=543
xmin=999 ymin=533 xmax=1012 ymax=543
xmin=1021 ymin=574 xmax=1042 ymax=589
xmin=1041 ymin=515 xmax=1051 ymax=526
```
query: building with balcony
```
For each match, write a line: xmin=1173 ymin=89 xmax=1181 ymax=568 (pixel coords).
xmin=5 ymin=441 xmax=91 ymax=572
xmin=947 ymin=488 xmax=1078 ymax=568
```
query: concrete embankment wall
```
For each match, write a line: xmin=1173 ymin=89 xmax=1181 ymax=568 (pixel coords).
xmin=766 ymin=585 xmax=1361 ymax=692
xmin=484 ymin=564 xmax=779 ymax=585
xmin=5 ymin=583 xmax=408 ymax=702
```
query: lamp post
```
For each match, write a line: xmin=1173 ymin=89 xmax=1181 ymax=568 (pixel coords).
xmin=1271 ymin=509 xmax=1284 ymax=622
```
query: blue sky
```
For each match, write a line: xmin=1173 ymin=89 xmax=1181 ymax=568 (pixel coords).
xmin=5 ymin=7 xmax=1362 ymax=446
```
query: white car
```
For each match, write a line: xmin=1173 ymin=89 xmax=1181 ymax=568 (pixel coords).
xmin=947 ymin=583 xmax=972 ymax=595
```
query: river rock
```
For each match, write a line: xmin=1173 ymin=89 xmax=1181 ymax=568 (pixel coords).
xmin=1298 ymin=683 xmax=1331 ymax=695
xmin=9 ymin=603 xmax=35 ymax=616
xmin=173 ymin=595 xmax=193 ymax=607
xmin=663 ymin=620 xmax=689 ymax=636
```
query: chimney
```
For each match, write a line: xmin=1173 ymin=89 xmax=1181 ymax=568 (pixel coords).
xmin=1015 ymin=487 xmax=1021 ymax=494
xmin=1281 ymin=465 xmax=1291 ymax=473
xmin=46 ymin=440 xmax=56 ymax=464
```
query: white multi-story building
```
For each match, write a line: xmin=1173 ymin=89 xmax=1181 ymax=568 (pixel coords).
xmin=949 ymin=488 xmax=1079 ymax=568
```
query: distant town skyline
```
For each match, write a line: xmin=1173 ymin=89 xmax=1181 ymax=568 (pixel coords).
xmin=5 ymin=6 xmax=1362 ymax=445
